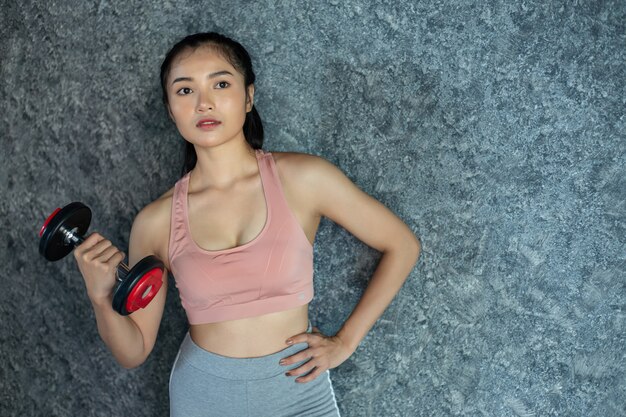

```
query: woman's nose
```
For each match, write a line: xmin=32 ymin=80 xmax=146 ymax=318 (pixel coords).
xmin=196 ymin=91 xmax=214 ymax=112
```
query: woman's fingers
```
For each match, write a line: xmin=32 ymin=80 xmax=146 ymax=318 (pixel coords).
xmin=72 ymin=232 xmax=125 ymax=303
xmin=281 ymin=326 xmax=356 ymax=384
xmin=286 ymin=329 xmax=322 ymax=346
xmin=105 ymin=250 xmax=126 ymax=266
xmin=74 ymin=233 xmax=124 ymax=265
xmin=285 ymin=359 xmax=317 ymax=378
xmin=105 ymin=246 xmax=125 ymax=264
xmin=294 ymin=367 xmax=326 ymax=383
xmin=88 ymin=239 xmax=115 ymax=260
xmin=73 ymin=232 xmax=104 ymax=259
xmin=279 ymin=346 xmax=312 ymax=366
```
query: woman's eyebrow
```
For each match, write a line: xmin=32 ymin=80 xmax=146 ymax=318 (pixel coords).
xmin=171 ymin=70 xmax=234 ymax=86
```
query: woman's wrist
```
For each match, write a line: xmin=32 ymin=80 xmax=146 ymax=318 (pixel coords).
xmin=89 ymin=293 xmax=113 ymax=310
xmin=336 ymin=329 xmax=360 ymax=353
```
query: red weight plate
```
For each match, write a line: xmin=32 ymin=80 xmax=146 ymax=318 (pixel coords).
xmin=39 ymin=207 xmax=61 ymax=237
xmin=125 ymin=268 xmax=163 ymax=312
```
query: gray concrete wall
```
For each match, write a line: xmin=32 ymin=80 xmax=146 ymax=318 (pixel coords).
xmin=1 ymin=1 xmax=624 ymax=416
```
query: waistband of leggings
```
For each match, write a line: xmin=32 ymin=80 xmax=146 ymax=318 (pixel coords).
xmin=178 ymin=320 xmax=313 ymax=380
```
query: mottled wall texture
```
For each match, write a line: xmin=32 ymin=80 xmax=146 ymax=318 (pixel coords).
xmin=1 ymin=1 xmax=624 ymax=416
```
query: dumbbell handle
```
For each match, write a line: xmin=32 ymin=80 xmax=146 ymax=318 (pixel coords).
xmin=59 ymin=224 xmax=130 ymax=282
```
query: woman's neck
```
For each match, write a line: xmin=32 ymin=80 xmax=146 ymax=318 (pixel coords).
xmin=190 ymin=139 xmax=258 ymax=190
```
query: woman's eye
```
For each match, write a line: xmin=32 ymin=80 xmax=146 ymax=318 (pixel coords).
xmin=176 ymin=87 xmax=192 ymax=95
xmin=216 ymin=81 xmax=230 ymax=89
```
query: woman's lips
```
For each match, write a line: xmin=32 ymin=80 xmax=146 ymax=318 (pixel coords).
xmin=196 ymin=119 xmax=221 ymax=130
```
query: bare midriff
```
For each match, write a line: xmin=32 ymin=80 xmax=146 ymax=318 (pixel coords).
xmin=189 ymin=304 xmax=310 ymax=358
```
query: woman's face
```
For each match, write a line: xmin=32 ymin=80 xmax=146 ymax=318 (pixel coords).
xmin=166 ymin=46 xmax=254 ymax=148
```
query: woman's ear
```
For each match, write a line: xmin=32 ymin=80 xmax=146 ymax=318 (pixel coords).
xmin=246 ymin=84 xmax=255 ymax=112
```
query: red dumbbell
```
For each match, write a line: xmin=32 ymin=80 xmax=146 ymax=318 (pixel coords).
xmin=39 ymin=202 xmax=164 ymax=315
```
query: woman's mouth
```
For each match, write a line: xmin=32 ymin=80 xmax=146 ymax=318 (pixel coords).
xmin=196 ymin=119 xmax=221 ymax=129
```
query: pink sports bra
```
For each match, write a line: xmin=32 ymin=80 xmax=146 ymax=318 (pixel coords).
xmin=168 ymin=149 xmax=314 ymax=325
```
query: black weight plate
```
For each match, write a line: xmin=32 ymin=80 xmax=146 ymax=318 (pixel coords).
xmin=112 ymin=255 xmax=164 ymax=315
xmin=39 ymin=202 xmax=91 ymax=261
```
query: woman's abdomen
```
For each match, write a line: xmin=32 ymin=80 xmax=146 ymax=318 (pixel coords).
xmin=189 ymin=304 xmax=309 ymax=358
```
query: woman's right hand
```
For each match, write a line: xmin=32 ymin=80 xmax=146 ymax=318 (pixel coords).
xmin=73 ymin=232 xmax=126 ymax=305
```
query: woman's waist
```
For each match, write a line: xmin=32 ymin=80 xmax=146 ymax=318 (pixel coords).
xmin=188 ymin=305 xmax=310 ymax=358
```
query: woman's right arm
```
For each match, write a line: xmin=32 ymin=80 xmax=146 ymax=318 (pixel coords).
xmin=73 ymin=204 xmax=168 ymax=369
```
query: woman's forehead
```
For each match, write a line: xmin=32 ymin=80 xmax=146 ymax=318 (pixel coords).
xmin=169 ymin=46 xmax=240 ymax=79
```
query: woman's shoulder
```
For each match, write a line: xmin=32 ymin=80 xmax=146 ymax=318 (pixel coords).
xmin=270 ymin=150 xmax=335 ymax=181
xmin=270 ymin=150 xmax=322 ymax=163
xmin=130 ymin=183 xmax=177 ymax=262
xmin=137 ymin=184 xmax=176 ymax=223
xmin=270 ymin=150 xmax=343 ymax=186
xmin=268 ymin=151 xmax=352 ymax=218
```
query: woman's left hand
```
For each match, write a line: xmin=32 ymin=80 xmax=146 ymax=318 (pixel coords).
xmin=279 ymin=326 xmax=355 ymax=383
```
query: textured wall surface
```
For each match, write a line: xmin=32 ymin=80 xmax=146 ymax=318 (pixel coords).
xmin=1 ymin=1 xmax=624 ymax=416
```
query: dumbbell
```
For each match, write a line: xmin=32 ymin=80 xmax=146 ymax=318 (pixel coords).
xmin=38 ymin=202 xmax=164 ymax=315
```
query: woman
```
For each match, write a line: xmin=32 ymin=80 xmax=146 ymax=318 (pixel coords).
xmin=73 ymin=32 xmax=421 ymax=416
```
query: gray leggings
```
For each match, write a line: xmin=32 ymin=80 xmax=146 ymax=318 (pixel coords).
xmin=169 ymin=321 xmax=341 ymax=417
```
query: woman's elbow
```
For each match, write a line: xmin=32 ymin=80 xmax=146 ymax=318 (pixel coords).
xmin=116 ymin=351 xmax=149 ymax=370
xmin=401 ymin=229 xmax=422 ymax=258
xmin=385 ymin=230 xmax=421 ymax=262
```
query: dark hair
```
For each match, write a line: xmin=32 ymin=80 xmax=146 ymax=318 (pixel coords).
xmin=160 ymin=32 xmax=264 ymax=176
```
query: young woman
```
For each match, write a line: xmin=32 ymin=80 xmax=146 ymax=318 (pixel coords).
xmin=73 ymin=32 xmax=421 ymax=416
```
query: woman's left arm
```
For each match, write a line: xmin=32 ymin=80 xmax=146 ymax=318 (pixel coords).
xmin=281 ymin=154 xmax=421 ymax=383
